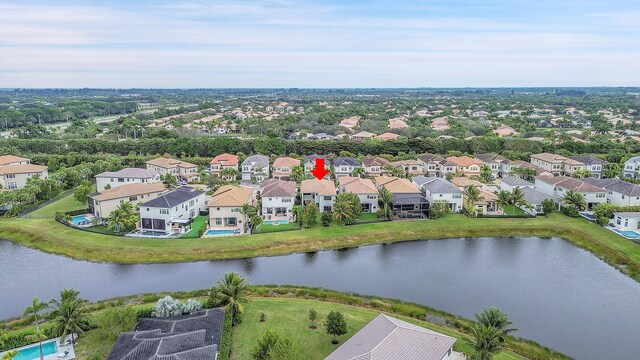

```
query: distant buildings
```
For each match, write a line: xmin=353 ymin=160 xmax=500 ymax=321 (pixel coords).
xmin=146 ymin=157 xmax=199 ymax=182
xmin=241 ymin=155 xmax=270 ymax=183
xmin=0 ymin=156 xmax=48 ymax=190
xmin=95 ymin=168 xmax=161 ymax=191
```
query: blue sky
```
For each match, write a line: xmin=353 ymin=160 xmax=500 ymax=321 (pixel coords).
xmin=0 ymin=0 xmax=639 ymax=88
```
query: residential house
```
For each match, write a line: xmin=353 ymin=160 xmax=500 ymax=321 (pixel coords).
xmin=0 ymin=164 xmax=48 ymax=190
xmin=569 ymin=156 xmax=606 ymax=178
xmin=209 ymin=153 xmax=239 ymax=179
xmin=260 ymin=179 xmax=296 ymax=218
xmin=624 ymin=155 xmax=640 ymax=179
xmin=351 ymin=131 xmax=376 ymax=141
xmin=583 ymin=178 xmax=640 ymax=207
xmin=362 ymin=157 xmax=390 ymax=177
xmin=89 ymin=182 xmax=166 ymax=219
xmin=241 ymin=154 xmax=270 ymax=183
xmin=339 ymin=115 xmax=360 ymax=131
xmin=301 ymin=178 xmax=336 ymax=212
xmin=0 ymin=155 xmax=31 ymax=166
xmin=499 ymin=176 xmax=534 ymax=192
xmin=474 ymin=190 xmax=501 ymax=215
xmin=412 ymin=176 xmax=463 ymax=212
xmin=530 ymin=153 xmax=585 ymax=177
xmin=375 ymin=176 xmax=429 ymax=218
xmin=610 ymin=212 xmax=640 ymax=232
xmin=375 ymin=132 xmax=400 ymax=140
xmin=494 ymin=124 xmax=519 ymax=137
xmin=475 ymin=153 xmax=509 ymax=178
xmin=145 ymin=157 xmax=199 ymax=182
xmin=325 ymin=314 xmax=456 ymax=360
xmin=390 ymin=160 xmax=423 ymax=177
xmin=95 ymin=168 xmax=161 ymax=191
xmin=534 ymin=176 xmax=606 ymax=210
xmin=338 ymin=176 xmax=378 ymax=213
xmin=388 ymin=118 xmax=409 ymax=129
xmin=303 ymin=154 xmax=330 ymax=179
xmin=520 ymin=187 xmax=559 ymax=215
xmin=450 ymin=177 xmax=485 ymax=190
xmin=446 ymin=156 xmax=483 ymax=177
xmin=208 ymin=185 xmax=255 ymax=229
xmin=272 ymin=157 xmax=300 ymax=180
xmin=333 ymin=157 xmax=362 ymax=178
xmin=416 ymin=154 xmax=446 ymax=177
xmin=138 ymin=186 xmax=206 ymax=235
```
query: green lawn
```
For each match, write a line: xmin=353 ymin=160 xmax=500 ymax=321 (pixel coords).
xmin=3 ymin=194 xmax=640 ymax=284
xmin=26 ymin=191 xmax=88 ymax=219
xmin=356 ymin=212 xmax=379 ymax=222
xmin=231 ymin=297 xmax=525 ymax=360
xmin=502 ymin=205 xmax=526 ymax=215
xmin=253 ymin=222 xmax=300 ymax=234
xmin=180 ymin=215 xmax=209 ymax=238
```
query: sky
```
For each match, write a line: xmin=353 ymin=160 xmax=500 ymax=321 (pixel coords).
xmin=0 ymin=0 xmax=639 ymax=88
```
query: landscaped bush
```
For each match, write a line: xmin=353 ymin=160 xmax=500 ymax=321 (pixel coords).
xmin=152 ymin=296 xmax=184 ymax=317
xmin=561 ymin=206 xmax=580 ymax=217
xmin=217 ymin=310 xmax=233 ymax=360
xmin=183 ymin=299 xmax=203 ymax=314
xmin=136 ymin=307 xmax=153 ymax=319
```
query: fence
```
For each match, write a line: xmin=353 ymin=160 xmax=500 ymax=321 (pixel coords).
xmin=19 ymin=189 xmax=76 ymax=218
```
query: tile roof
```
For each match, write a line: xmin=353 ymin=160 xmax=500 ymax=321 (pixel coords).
xmin=521 ymin=187 xmax=558 ymax=205
xmin=242 ymin=154 xmax=269 ymax=168
xmin=569 ymin=155 xmax=606 ymax=166
xmin=96 ymin=168 xmax=159 ymax=179
xmin=363 ymin=157 xmax=390 ymax=167
xmin=91 ymin=182 xmax=166 ymax=202
xmin=339 ymin=176 xmax=377 ymax=194
xmin=272 ymin=156 xmax=300 ymax=168
xmin=301 ymin=178 xmax=336 ymax=196
xmin=417 ymin=153 xmax=445 ymax=163
xmin=446 ymin=156 xmax=483 ymax=167
xmin=376 ymin=132 xmax=400 ymax=139
xmin=412 ymin=176 xmax=462 ymax=194
xmin=325 ymin=314 xmax=455 ymax=360
xmin=260 ymin=179 xmax=297 ymax=198
xmin=474 ymin=153 xmax=508 ymax=163
xmin=210 ymin=153 xmax=239 ymax=166
xmin=531 ymin=153 xmax=567 ymax=163
xmin=0 ymin=164 xmax=47 ymax=175
xmin=304 ymin=154 xmax=327 ymax=164
xmin=500 ymin=175 xmax=533 ymax=187
xmin=352 ymin=131 xmax=376 ymax=138
xmin=583 ymin=178 xmax=640 ymax=196
xmin=535 ymin=175 xmax=605 ymax=193
xmin=450 ymin=177 xmax=483 ymax=188
xmin=141 ymin=186 xmax=204 ymax=208
xmin=0 ymin=155 xmax=30 ymax=165
xmin=146 ymin=157 xmax=197 ymax=169
xmin=208 ymin=185 xmax=254 ymax=207
xmin=374 ymin=176 xmax=420 ymax=194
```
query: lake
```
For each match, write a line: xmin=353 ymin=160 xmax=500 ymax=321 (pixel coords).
xmin=1 ymin=237 xmax=639 ymax=360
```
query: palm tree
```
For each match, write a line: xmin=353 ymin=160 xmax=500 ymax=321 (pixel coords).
xmin=464 ymin=185 xmax=483 ymax=217
xmin=332 ymin=199 xmax=353 ymax=226
xmin=510 ymin=187 xmax=525 ymax=208
xmin=240 ymin=204 xmax=258 ymax=233
xmin=467 ymin=323 xmax=505 ymax=360
xmin=378 ymin=187 xmax=393 ymax=220
xmin=572 ymin=168 xmax=593 ymax=178
xmin=107 ymin=201 xmax=138 ymax=233
xmin=24 ymin=298 xmax=49 ymax=360
xmin=563 ymin=190 xmax=587 ymax=211
xmin=475 ymin=307 xmax=518 ymax=343
xmin=290 ymin=166 xmax=305 ymax=183
xmin=496 ymin=190 xmax=511 ymax=214
xmin=220 ymin=167 xmax=238 ymax=181
xmin=602 ymin=162 xmax=621 ymax=179
xmin=50 ymin=292 xmax=91 ymax=343
xmin=1 ymin=350 xmax=19 ymax=360
xmin=352 ymin=167 xmax=366 ymax=178
xmin=217 ymin=272 xmax=251 ymax=326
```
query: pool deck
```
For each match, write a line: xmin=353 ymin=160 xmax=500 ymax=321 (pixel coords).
xmin=203 ymin=227 xmax=243 ymax=237
xmin=606 ymin=226 xmax=640 ymax=241
xmin=0 ymin=335 xmax=76 ymax=360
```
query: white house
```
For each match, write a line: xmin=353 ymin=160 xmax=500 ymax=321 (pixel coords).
xmin=138 ymin=186 xmax=206 ymax=235
xmin=260 ymin=179 xmax=296 ymax=218
xmin=412 ymin=176 xmax=463 ymax=213
xmin=241 ymin=154 xmax=270 ymax=183
xmin=520 ymin=187 xmax=559 ymax=215
xmin=303 ymin=154 xmax=330 ymax=179
xmin=610 ymin=212 xmax=640 ymax=232
xmin=583 ymin=178 xmax=640 ymax=207
xmin=95 ymin=168 xmax=161 ymax=191
xmin=569 ymin=156 xmax=606 ymax=178
xmin=416 ymin=153 xmax=447 ymax=177
xmin=623 ymin=156 xmax=640 ymax=179
xmin=0 ymin=164 xmax=48 ymax=190
xmin=208 ymin=185 xmax=254 ymax=230
xmin=338 ymin=176 xmax=378 ymax=213
xmin=89 ymin=182 xmax=166 ymax=219
xmin=333 ymin=157 xmax=361 ymax=178
xmin=301 ymin=178 xmax=336 ymax=212
xmin=475 ymin=153 xmax=510 ymax=178
xmin=534 ymin=175 xmax=606 ymax=210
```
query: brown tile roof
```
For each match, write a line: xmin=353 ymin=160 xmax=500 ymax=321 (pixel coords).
xmin=260 ymin=179 xmax=297 ymax=197
xmin=210 ymin=153 xmax=239 ymax=166
xmin=272 ymin=157 xmax=300 ymax=168
xmin=0 ymin=155 xmax=30 ymax=165
xmin=531 ymin=153 xmax=567 ymax=163
xmin=352 ymin=131 xmax=376 ymax=138
xmin=363 ymin=157 xmax=390 ymax=167
xmin=376 ymin=132 xmax=400 ymax=140
xmin=301 ymin=179 xmax=336 ymax=196
xmin=446 ymin=156 xmax=483 ymax=167
xmin=339 ymin=177 xmax=377 ymax=194
xmin=146 ymin=157 xmax=197 ymax=169
xmin=450 ymin=177 xmax=483 ymax=189
xmin=208 ymin=185 xmax=254 ymax=207
xmin=0 ymin=164 xmax=47 ymax=175
xmin=374 ymin=176 xmax=420 ymax=194
xmin=91 ymin=182 xmax=166 ymax=202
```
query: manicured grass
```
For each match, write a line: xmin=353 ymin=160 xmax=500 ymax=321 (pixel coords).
xmin=180 ymin=215 xmax=209 ymax=238
xmin=356 ymin=212 xmax=379 ymax=222
xmin=25 ymin=192 xmax=88 ymax=219
xmin=231 ymin=297 xmax=525 ymax=360
xmin=2 ymin=194 xmax=640 ymax=284
xmin=253 ymin=222 xmax=300 ymax=234
xmin=502 ymin=205 xmax=526 ymax=215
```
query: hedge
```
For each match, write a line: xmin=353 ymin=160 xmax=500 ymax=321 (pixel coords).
xmin=217 ymin=309 xmax=233 ymax=360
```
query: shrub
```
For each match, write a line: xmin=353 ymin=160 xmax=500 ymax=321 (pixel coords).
xmin=217 ymin=310 xmax=233 ymax=360
xmin=561 ymin=206 xmax=580 ymax=217
xmin=260 ymin=312 xmax=266 ymax=322
xmin=152 ymin=296 xmax=184 ymax=317
xmin=205 ymin=286 xmax=224 ymax=309
xmin=183 ymin=299 xmax=203 ymax=314
xmin=136 ymin=308 xmax=153 ymax=319
xmin=99 ymin=306 xmax=138 ymax=341
xmin=321 ymin=212 xmax=332 ymax=227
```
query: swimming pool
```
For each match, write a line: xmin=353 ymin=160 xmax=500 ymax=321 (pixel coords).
xmin=13 ymin=340 xmax=57 ymax=360
xmin=263 ymin=219 xmax=289 ymax=225
xmin=206 ymin=229 xmax=236 ymax=236
xmin=71 ymin=215 xmax=89 ymax=225
xmin=613 ymin=229 xmax=640 ymax=239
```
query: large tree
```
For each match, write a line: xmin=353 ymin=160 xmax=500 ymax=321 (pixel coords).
xmin=563 ymin=190 xmax=587 ymax=211
xmin=50 ymin=289 xmax=91 ymax=343
xmin=324 ymin=311 xmax=348 ymax=344
xmin=217 ymin=272 xmax=251 ymax=326
xmin=23 ymin=298 xmax=49 ymax=360
xmin=377 ymin=187 xmax=393 ymax=220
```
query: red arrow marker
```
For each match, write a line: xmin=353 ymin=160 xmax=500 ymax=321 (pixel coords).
xmin=311 ymin=158 xmax=330 ymax=180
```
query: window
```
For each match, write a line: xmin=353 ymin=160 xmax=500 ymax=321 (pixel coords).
xmin=118 ymin=178 xmax=125 ymax=182
xmin=215 ymin=218 xmax=222 ymax=225
xmin=7 ymin=182 xmax=17 ymax=189
xmin=596 ymin=193 xmax=605 ymax=198
xmin=323 ymin=196 xmax=332 ymax=201
xmin=189 ymin=200 xmax=195 ymax=206
xmin=625 ymin=219 xmax=629 ymax=227
xmin=6 ymin=174 xmax=15 ymax=179
xmin=453 ymin=194 xmax=462 ymax=199
xmin=282 ymin=198 xmax=292 ymax=203
xmin=129 ymin=196 xmax=137 ymax=201
xmin=323 ymin=206 xmax=332 ymax=212
xmin=153 ymin=219 xmax=166 ymax=230
xmin=160 ymin=209 xmax=169 ymax=215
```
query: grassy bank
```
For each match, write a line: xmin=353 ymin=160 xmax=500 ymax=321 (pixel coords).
xmin=3 ymin=286 xmax=567 ymax=360
xmin=1 ymin=193 xmax=640 ymax=283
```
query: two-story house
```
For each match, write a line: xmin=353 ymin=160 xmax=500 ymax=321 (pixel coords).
xmin=138 ymin=186 xmax=206 ymax=235
xmin=474 ymin=153 xmax=509 ymax=178
xmin=260 ymin=179 xmax=297 ymax=218
xmin=89 ymin=182 xmax=166 ymax=219
xmin=95 ymin=168 xmax=161 ymax=191
xmin=303 ymin=154 xmax=330 ymax=179
xmin=390 ymin=160 xmax=423 ymax=177
xmin=583 ymin=178 xmax=640 ymax=207
xmin=208 ymin=185 xmax=254 ymax=230
xmin=446 ymin=156 xmax=482 ymax=177
xmin=624 ymin=156 xmax=640 ymax=179
xmin=530 ymin=153 xmax=585 ymax=177
xmin=0 ymin=155 xmax=31 ymax=166
xmin=416 ymin=153 xmax=447 ymax=177
xmin=301 ymin=178 xmax=336 ymax=212
xmin=412 ymin=175 xmax=462 ymax=212
xmin=374 ymin=176 xmax=429 ymax=218
xmin=333 ymin=157 xmax=361 ymax=178
xmin=362 ymin=156 xmax=390 ymax=177
xmin=145 ymin=157 xmax=200 ymax=182
xmin=272 ymin=157 xmax=301 ymax=180
xmin=209 ymin=153 xmax=239 ymax=180
xmin=0 ymin=163 xmax=48 ymax=190
xmin=338 ymin=176 xmax=378 ymax=213
xmin=241 ymin=154 xmax=270 ymax=183
xmin=534 ymin=176 xmax=606 ymax=210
